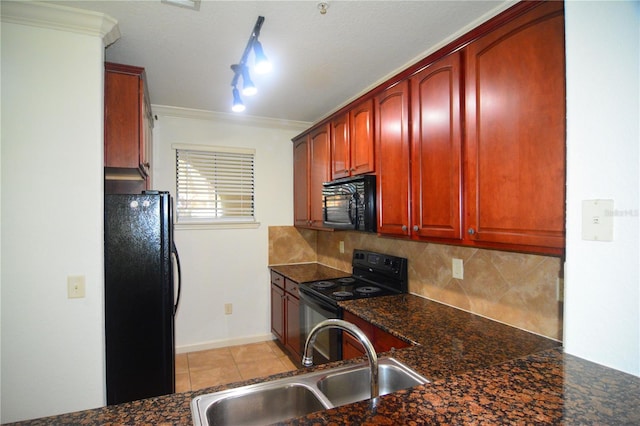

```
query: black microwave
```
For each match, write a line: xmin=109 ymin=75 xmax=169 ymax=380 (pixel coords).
xmin=322 ymin=175 xmax=376 ymax=232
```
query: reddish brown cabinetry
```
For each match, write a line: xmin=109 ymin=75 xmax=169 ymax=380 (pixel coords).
xmin=375 ymin=80 xmax=411 ymax=237
xmin=463 ymin=1 xmax=565 ymax=252
xmin=104 ymin=62 xmax=153 ymax=193
xmin=331 ymin=99 xmax=375 ymax=180
xmin=293 ymin=136 xmax=310 ymax=227
xmin=270 ymin=271 xmax=302 ymax=359
xmin=410 ymin=52 xmax=463 ymax=241
xmin=291 ymin=2 xmax=565 ymax=255
xmin=293 ymin=124 xmax=331 ymax=229
xmin=342 ymin=310 xmax=409 ymax=360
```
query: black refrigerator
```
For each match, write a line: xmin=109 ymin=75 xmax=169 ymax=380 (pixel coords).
xmin=104 ymin=191 xmax=181 ymax=405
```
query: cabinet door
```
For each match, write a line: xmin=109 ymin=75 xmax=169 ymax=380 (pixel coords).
xmin=293 ymin=135 xmax=310 ymax=227
xmin=342 ymin=311 xmax=373 ymax=360
xmin=308 ymin=124 xmax=331 ymax=228
xmin=104 ymin=69 xmax=141 ymax=169
xmin=284 ymin=293 xmax=301 ymax=358
xmin=375 ymin=80 xmax=411 ymax=237
xmin=331 ymin=113 xmax=350 ymax=180
xmin=349 ymin=99 xmax=375 ymax=176
xmin=464 ymin=2 xmax=565 ymax=251
xmin=270 ymin=283 xmax=285 ymax=343
xmin=374 ymin=328 xmax=409 ymax=353
xmin=410 ymin=52 xmax=463 ymax=240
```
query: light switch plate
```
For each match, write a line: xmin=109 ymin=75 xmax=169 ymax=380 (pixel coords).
xmin=582 ymin=199 xmax=614 ymax=241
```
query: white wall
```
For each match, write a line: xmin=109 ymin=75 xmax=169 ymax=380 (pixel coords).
xmin=151 ymin=107 xmax=308 ymax=352
xmin=0 ymin=3 xmax=117 ymax=422
xmin=564 ymin=1 xmax=640 ymax=376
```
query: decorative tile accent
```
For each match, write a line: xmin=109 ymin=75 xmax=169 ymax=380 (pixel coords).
xmin=270 ymin=226 xmax=563 ymax=340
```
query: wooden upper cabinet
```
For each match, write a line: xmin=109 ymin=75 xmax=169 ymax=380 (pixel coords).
xmin=349 ymin=99 xmax=375 ymax=176
xmin=293 ymin=124 xmax=330 ymax=229
xmin=331 ymin=99 xmax=374 ymax=180
xmin=330 ymin=113 xmax=350 ymax=179
xmin=410 ymin=52 xmax=463 ymax=241
xmin=308 ymin=124 xmax=331 ymax=228
xmin=104 ymin=62 xmax=153 ymax=181
xmin=464 ymin=1 xmax=565 ymax=252
xmin=375 ymin=80 xmax=411 ymax=237
xmin=293 ymin=135 xmax=309 ymax=227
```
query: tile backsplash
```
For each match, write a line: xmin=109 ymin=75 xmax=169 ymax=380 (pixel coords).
xmin=268 ymin=226 xmax=563 ymax=341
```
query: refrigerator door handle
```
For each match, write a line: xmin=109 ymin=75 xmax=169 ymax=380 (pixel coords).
xmin=172 ymin=242 xmax=182 ymax=316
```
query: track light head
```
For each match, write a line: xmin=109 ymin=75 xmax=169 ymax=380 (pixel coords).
xmin=231 ymin=87 xmax=245 ymax=112
xmin=253 ymin=41 xmax=272 ymax=74
xmin=241 ymin=67 xmax=257 ymax=96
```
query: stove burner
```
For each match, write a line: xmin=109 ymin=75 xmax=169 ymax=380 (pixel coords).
xmin=337 ymin=277 xmax=356 ymax=284
xmin=311 ymin=281 xmax=336 ymax=290
xmin=355 ymin=286 xmax=382 ymax=295
xmin=332 ymin=291 xmax=354 ymax=298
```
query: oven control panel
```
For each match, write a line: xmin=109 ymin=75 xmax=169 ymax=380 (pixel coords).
xmin=352 ymin=249 xmax=407 ymax=281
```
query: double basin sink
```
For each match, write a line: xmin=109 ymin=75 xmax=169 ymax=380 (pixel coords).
xmin=191 ymin=357 xmax=429 ymax=426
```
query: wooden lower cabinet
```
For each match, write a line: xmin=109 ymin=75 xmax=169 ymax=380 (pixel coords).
xmin=270 ymin=271 xmax=302 ymax=360
xmin=284 ymin=279 xmax=301 ymax=358
xmin=342 ymin=310 xmax=409 ymax=360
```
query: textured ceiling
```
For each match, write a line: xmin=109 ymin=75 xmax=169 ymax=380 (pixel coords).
xmin=53 ymin=0 xmax=514 ymax=123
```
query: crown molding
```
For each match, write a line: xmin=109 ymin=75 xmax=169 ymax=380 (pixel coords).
xmin=1 ymin=1 xmax=120 ymax=46
xmin=152 ymin=105 xmax=311 ymax=132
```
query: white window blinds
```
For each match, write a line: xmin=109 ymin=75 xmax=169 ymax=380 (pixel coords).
xmin=175 ymin=145 xmax=255 ymax=224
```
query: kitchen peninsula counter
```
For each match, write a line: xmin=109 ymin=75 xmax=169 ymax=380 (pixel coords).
xmin=8 ymin=293 xmax=639 ymax=425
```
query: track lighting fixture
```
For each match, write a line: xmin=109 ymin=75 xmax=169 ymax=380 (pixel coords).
xmin=231 ymin=87 xmax=245 ymax=112
xmin=230 ymin=16 xmax=272 ymax=112
xmin=252 ymin=41 xmax=272 ymax=75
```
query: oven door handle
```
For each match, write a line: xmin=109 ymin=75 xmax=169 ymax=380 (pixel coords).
xmin=299 ymin=288 xmax=338 ymax=313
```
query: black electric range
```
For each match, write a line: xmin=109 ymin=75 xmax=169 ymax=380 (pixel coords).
xmin=298 ymin=249 xmax=408 ymax=308
xmin=297 ymin=249 xmax=408 ymax=364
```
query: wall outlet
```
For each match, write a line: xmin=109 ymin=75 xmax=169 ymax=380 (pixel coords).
xmin=452 ymin=259 xmax=464 ymax=280
xmin=224 ymin=303 xmax=233 ymax=315
xmin=339 ymin=241 xmax=345 ymax=254
xmin=67 ymin=275 xmax=86 ymax=298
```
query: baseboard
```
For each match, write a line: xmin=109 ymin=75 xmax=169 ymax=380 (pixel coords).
xmin=176 ymin=334 xmax=276 ymax=354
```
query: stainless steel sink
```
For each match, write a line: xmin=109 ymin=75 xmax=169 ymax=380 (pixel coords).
xmin=197 ymin=381 xmax=330 ymax=426
xmin=316 ymin=357 xmax=428 ymax=407
xmin=191 ymin=357 xmax=429 ymax=426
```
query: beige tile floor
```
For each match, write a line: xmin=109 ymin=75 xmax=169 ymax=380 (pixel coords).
xmin=176 ymin=340 xmax=298 ymax=392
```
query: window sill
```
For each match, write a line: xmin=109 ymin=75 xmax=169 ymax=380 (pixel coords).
xmin=175 ymin=221 xmax=261 ymax=230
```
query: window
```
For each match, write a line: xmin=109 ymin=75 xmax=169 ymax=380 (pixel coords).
xmin=174 ymin=144 xmax=257 ymax=227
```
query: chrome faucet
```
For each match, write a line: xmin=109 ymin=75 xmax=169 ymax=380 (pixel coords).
xmin=302 ymin=319 xmax=379 ymax=399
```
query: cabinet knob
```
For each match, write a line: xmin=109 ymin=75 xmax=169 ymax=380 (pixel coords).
xmin=413 ymin=225 xmax=419 ymax=232
xmin=401 ymin=225 xmax=408 ymax=232
xmin=468 ymin=228 xmax=476 ymax=235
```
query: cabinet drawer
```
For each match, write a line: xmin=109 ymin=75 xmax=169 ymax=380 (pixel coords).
xmin=270 ymin=271 xmax=285 ymax=289
xmin=285 ymin=279 xmax=299 ymax=296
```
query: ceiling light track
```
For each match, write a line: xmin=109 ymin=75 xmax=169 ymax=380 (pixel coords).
xmin=230 ymin=16 xmax=271 ymax=113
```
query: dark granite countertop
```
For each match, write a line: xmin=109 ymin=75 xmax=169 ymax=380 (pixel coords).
xmin=269 ymin=263 xmax=349 ymax=283
xmin=8 ymin=279 xmax=640 ymax=425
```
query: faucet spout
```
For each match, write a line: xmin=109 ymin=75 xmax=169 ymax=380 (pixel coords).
xmin=302 ymin=318 xmax=379 ymax=399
